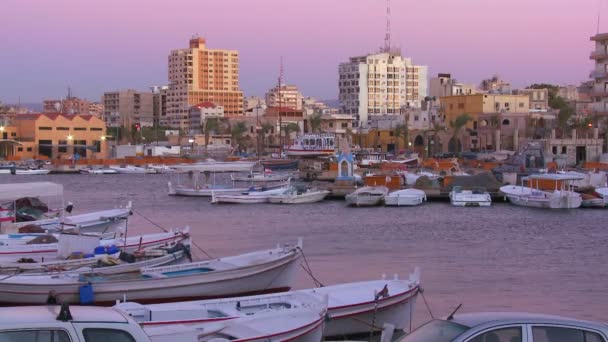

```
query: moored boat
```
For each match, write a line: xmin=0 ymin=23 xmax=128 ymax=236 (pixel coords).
xmin=449 ymin=186 xmax=492 ymax=207
xmin=80 ymin=168 xmax=118 ymax=174
xmin=595 ymin=187 xmax=608 ymax=206
xmin=345 ymin=186 xmax=388 ymax=207
xmin=110 ymin=166 xmax=156 ymax=174
xmin=385 ymin=189 xmax=426 ymax=206
xmin=580 ymin=193 xmax=606 ymax=208
xmin=268 ymin=187 xmax=329 ymax=204
xmin=230 ymin=171 xmax=291 ymax=183
xmin=500 ymin=173 xmax=583 ymax=209
xmin=284 ymin=133 xmax=336 ymax=157
xmin=14 ymin=168 xmax=51 ymax=175
xmin=260 ymin=159 xmax=299 ymax=170
xmin=0 ymin=240 xmax=302 ymax=305
xmin=211 ymin=186 xmax=291 ymax=204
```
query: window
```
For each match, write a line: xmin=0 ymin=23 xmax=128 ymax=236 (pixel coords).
xmin=341 ymin=122 xmax=348 ymax=128
xmin=561 ymin=146 xmax=567 ymax=154
xmin=56 ymin=127 xmax=69 ymax=131
xmin=38 ymin=126 xmax=52 ymax=130
xmin=532 ymin=326 xmax=605 ymax=342
xmin=519 ymin=103 xmax=525 ymax=108
xmin=0 ymin=329 xmax=70 ymax=342
xmin=502 ymin=119 xmax=510 ymax=126
xmin=552 ymin=146 xmax=557 ymax=154
xmin=17 ymin=147 xmax=23 ymax=152
xmin=27 ymin=147 xmax=32 ymax=152
xmin=468 ymin=327 xmax=522 ymax=342
xmin=74 ymin=127 xmax=86 ymax=131
xmin=458 ymin=103 xmax=465 ymax=109
xmin=83 ymin=329 xmax=135 ymax=342
xmin=90 ymin=128 xmax=103 ymax=131
xmin=59 ymin=140 xmax=68 ymax=153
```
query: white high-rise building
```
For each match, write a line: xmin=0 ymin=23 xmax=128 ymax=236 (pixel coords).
xmin=339 ymin=52 xmax=427 ymax=127
xmin=265 ymin=84 xmax=303 ymax=110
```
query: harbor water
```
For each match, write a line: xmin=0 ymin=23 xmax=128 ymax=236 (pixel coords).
xmin=2 ymin=173 xmax=607 ymax=325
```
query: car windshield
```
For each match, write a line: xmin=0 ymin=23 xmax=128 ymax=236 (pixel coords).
xmin=398 ymin=319 xmax=470 ymax=342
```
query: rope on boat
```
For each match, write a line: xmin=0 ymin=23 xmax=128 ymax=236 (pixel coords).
xmin=296 ymin=246 xmax=324 ymax=287
xmin=419 ymin=286 xmax=434 ymax=319
xmin=131 ymin=209 xmax=213 ymax=259
xmin=369 ymin=298 xmax=380 ymax=342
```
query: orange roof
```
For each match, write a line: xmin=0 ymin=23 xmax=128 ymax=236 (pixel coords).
xmin=14 ymin=113 xmax=94 ymax=121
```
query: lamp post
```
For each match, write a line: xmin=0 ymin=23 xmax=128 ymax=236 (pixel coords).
xmin=0 ymin=126 xmax=5 ymax=158
xmin=188 ymin=138 xmax=195 ymax=155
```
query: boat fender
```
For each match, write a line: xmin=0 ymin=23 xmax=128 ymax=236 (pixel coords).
xmin=79 ymin=283 xmax=94 ymax=305
xmin=46 ymin=290 xmax=58 ymax=305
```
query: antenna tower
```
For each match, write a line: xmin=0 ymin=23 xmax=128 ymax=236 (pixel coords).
xmin=384 ymin=0 xmax=391 ymax=53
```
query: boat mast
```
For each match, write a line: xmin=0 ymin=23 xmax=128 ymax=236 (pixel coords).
xmin=278 ymin=57 xmax=284 ymax=157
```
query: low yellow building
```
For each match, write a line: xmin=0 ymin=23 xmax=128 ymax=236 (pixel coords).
xmin=441 ymin=94 xmax=529 ymax=130
xmin=1 ymin=113 xmax=107 ymax=160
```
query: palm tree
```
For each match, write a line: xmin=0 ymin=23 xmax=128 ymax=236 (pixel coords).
xmin=309 ymin=114 xmax=323 ymax=133
xmin=260 ymin=122 xmax=274 ymax=155
xmin=393 ymin=122 xmax=409 ymax=152
xmin=230 ymin=121 xmax=248 ymax=153
xmin=449 ymin=113 xmax=472 ymax=157
xmin=283 ymin=122 xmax=301 ymax=144
xmin=202 ymin=118 xmax=219 ymax=154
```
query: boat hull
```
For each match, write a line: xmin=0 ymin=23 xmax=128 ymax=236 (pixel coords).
xmin=385 ymin=190 xmax=426 ymax=207
xmin=284 ymin=149 xmax=335 ymax=157
xmin=268 ymin=191 xmax=329 ymax=204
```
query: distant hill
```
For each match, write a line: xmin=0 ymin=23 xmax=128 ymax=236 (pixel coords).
xmin=320 ymin=99 xmax=340 ymax=109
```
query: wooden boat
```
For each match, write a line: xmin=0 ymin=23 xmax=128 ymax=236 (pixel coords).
xmin=268 ymin=188 xmax=329 ymax=204
xmin=385 ymin=189 xmax=426 ymax=206
xmin=115 ymin=268 xmax=421 ymax=338
xmin=260 ymin=159 xmax=299 ymax=170
xmin=211 ymin=187 xmax=291 ymax=204
xmin=580 ymin=193 xmax=605 ymax=208
xmin=449 ymin=186 xmax=492 ymax=207
xmin=500 ymin=173 xmax=583 ymax=209
xmin=174 ymin=161 xmax=256 ymax=173
xmin=345 ymin=186 xmax=388 ymax=207
xmin=14 ymin=169 xmax=51 ymax=175
xmin=80 ymin=168 xmax=118 ymax=174
xmin=230 ymin=172 xmax=291 ymax=183
xmin=145 ymin=307 xmax=326 ymax=342
xmin=0 ymin=229 xmax=190 ymax=264
xmin=0 ymin=241 xmax=302 ymax=305
xmin=109 ymin=166 xmax=156 ymax=174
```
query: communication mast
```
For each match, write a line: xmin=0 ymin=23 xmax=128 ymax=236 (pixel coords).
xmin=384 ymin=0 xmax=391 ymax=53
xmin=278 ymin=57 xmax=284 ymax=156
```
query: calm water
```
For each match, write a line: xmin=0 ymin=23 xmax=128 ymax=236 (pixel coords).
xmin=1 ymin=173 xmax=607 ymax=325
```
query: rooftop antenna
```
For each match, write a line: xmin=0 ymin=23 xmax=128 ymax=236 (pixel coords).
xmin=278 ymin=56 xmax=284 ymax=156
xmin=384 ymin=0 xmax=391 ymax=53
xmin=597 ymin=0 xmax=602 ymax=34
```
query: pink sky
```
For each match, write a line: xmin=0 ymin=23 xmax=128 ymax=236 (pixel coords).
xmin=0 ymin=0 xmax=601 ymax=103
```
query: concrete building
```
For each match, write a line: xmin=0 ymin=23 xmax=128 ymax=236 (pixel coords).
xmin=88 ymin=103 xmax=104 ymax=118
xmin=479 ymin=75 xmax=511 ymax=94
xmin=188 ymin=102 xmax=224 ymax=134
xmin=103 ymin=90 xmax=154 ymax=128
xmin=151 ymin=86 xmax=169 ymax=127
xmin=319 ymin=114 xmax=353 ymax=138
xmin=166 ymin=37 xmax=244 ymax=128
xmin=43 ymin=97 xmax=90 ymax=115
xmin=243 ymin=96 xmax=266 ymax=114
xmin=4 ymin=113 xmax=107 ymax=160
xmin=339 ymin=52 xmax=427 ymax=127
xmin=590 ymin=33 xmax=608 ymax=115
xmin=558 ymin=85 xmax=580 ymax=101
xmin=513 ymin=88 xmax=549 ymax=111
xmin=441 ymin=94 xmax=530 ymax=131
xmin=429 ymin=73 xmax=476 ymax=99
xmin=265 ymin=84 xmax=303 ymax=110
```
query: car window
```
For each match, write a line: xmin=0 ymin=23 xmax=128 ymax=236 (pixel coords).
xmin=0 ymin=330 xmax=71 ymax=342
xmin=532 ymin=326 xmax=605 ymax=342
xmin=398 ymin=319 xmax=470 ymax=342
xmin=82 ymin=329 xmax=135 ymax=342
xmin=468 ymin=327 xmax=523 ymax=342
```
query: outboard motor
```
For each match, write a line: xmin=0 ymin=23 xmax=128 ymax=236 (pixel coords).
xmin=65 ymin=202 xmax=74 ymax=214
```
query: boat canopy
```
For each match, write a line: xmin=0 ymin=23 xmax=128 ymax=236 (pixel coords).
xmin=0 ymin=182 xmax=64 ymax=202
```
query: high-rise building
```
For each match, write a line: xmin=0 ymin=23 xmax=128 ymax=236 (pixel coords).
xmin=166 ymin=37 xmax=244 ymax=128
xmin=265 ymin=84 xmax=303 ymax=110
xmin=339 ymin=52 xmax=427 ymax=127
xmin=590 ymin=33 xmax=608 ymax=115
xmin=151 ymin=85 xmax=169 ymax=127
xmin=102 ymin=90 xmax=154 ymax=128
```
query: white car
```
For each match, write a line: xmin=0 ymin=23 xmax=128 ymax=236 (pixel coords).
xmin=398 ymin=312 xmax=608 ymax=342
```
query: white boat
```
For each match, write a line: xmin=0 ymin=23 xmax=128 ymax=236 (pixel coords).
xmin=385 ymin=189 xmax=426 ymax=206
xmin=14 ymin=168 xmax=51 ymax=175
xmin=168 ymin=181 xmax=290 ymax=197
xmin=148 ymin=165 xmax=176 ymax=174
xmin=80 ymin=168 xmax=118 ymax=174
xmin=0 ymin=241 xmax=302 ymax=305
xmin=268 ymin=188 xmax=330 ymax=204
xmin=449 ymin=186 xmax=492 ymax=207
xmin=174 ymin=160 xmax=256 ymax=173
xmin=284 ymin=133 xmax=336 ymax=157
xmin=595 ymin=187 xmax=608 ymax=205
xmin=116 ymin=269 xmax=421 ymax=338
xmin=110 ymin=166 xmax=156 ymax=174
xmin=500 ymin=173 xmax=583 ymax=209
xmin=230 ymin=171 xmax=291 ymax=183
xmin=145 ymin=307 xmax=326 ymax=342
xmin=0 ymin=229 xmax=190 ymax=264
xmin=211 ymin=187 xmax=291 ymax=204
xmin=345 ymin=186 xmax=388 ymax=207
xmin=0 ymin=182 xmax=132 ymax=234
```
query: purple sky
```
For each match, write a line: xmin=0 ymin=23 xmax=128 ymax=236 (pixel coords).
xmin=0 ymin=0 xmax=601 ymax=103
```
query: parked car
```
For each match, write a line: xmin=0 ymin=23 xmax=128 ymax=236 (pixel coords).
xmin=397 ymin=312 xmax=608 ymax=342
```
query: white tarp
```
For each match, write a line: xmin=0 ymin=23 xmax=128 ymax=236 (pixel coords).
xmin=0 ymin=182 xmax=64 ymax=202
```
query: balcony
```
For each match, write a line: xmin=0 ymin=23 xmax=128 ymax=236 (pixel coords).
xmin=590 ymin=51 xmax=608 ymax=60
xmin=590 ymin=70 xmax=608 ymax=79
xmin=590 ymin=89 xmax=608 ymax=97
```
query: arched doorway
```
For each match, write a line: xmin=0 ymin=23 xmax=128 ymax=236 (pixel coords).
xmin=413 ymin=135 xmax=424 ymax=155
xmin=448 ymin=137 xmax=461 ymax=154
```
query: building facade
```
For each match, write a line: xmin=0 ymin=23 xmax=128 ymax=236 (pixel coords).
xmin=513 ymin=88 xmax=549 ymax=111
xmin=43 ymin=97 xmax=91 ymax=115
xmin=339 ymin=52 xmax=427 ymax=127
xmin=441 ymin=94 xmax=530 ymax=131
xmin=188 ymin=102 xmax=225 ymax=134
xmin=151 ymin=86 xmax=169 ymax=127
xmin=166 ymin=37 xmax=244 ymax=129
xmin=103 ymin=90 xmax=154 ymax=128
xmin=590 ymin=33 xmax=608 ymax=115
xmin=429 ymin=73 xmax=476 ymax=99
xmin=265 ymin=84 xmax=303 ymax=110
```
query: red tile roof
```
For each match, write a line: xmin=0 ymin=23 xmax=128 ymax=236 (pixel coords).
xmin=14 ymin=113 xmax=94 ymax=121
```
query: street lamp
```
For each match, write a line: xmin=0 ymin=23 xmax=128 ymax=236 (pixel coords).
xmin=188 ymin=138 xmax=195 ymax=153
xmin=67 ymin=135 xmax=73 ymax=141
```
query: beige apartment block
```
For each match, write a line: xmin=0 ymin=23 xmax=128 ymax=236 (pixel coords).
xmin=103 ymin=90 xmax=154 ymax=128
xmin=166 ymin=37 xmax=244 ymax=129
xmin=265 ymin=84 xmax=303 ymax=110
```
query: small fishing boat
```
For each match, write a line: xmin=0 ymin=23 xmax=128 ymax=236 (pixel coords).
xmin=345 ymin=186 xmax=388 ymax=207
xmin=14 ymin=168 xmax=51 ymax=175
xmin=260 ymin=159 xmax=299 ymax=170
xmin=145 ymin=307 xmax=326 ymax=342
xmin=147 ymin=165 xmax=176 ymax=174
xmin=211 ymin=187 xmax=291 ymax=204
xmin=115 ymin=268 xmax=421 ymax=338
xmin=500 ymin=173 xmax=583 ymax=209
xmin=580 ymin=193 xmax=605 ymax=208
xmin=385 ymin=189 xmax=426 ymax=206
xmin=449 ymin=186 xmax=492 ymax=207
xmin=595 ymin=187 xmax=608 ymax=206
xmin=174 ymin=160 xmax=256 ymax=173
xmin=267 ymin=188 xmax=330 ymax=204
xmin=230 ymin=171 xmax=291 ymax=183
xmin=80 ymin=168 xmax=118 ymax=175
xmin=110 ymin=166 xmax=156 ymax=174
xmin=0 ymin=240 xmax=302 ymax=305
xmin=284 ymin=134 xmax=336 ymax=157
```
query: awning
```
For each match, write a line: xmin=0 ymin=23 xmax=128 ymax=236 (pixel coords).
xmin=0 ymin=139 xmax=23 ymax=146
xmin=0 ymin=182 xmax=64 ymax=202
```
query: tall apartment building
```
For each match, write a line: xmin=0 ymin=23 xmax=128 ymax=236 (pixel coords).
xmin=429 ymin=73 xmax=476 ymax=99
xmin=339 ymin=52 xmax=427 ymax=127
xmin=102 ymin=90 xmax=154 ymax=128
xmin=265 ymin=84 xmax=303 ymax=110
xmin=590 ymin=33 xmax=608 ymax=115
xmin=166 ymin=37 xmax=244 ymax=128
xmin=151 ymin=85 xmax=169 ymax=126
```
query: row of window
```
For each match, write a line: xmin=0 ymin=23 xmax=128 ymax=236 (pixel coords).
xmin=38 ymin=127 xmax=103 ymax=131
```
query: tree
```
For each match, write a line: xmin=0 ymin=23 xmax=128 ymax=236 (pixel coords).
xmin=230 ymin=121 xmax=248 ymax=151
xmin=309 ymin=114 xmax=323 ymax=133
xmin=393 ymin=123 xmax=409 ymax=152
xmin=283 ymin=122 xmax=300 ymax=144
xmin=449 ymin=113 xmax=472 ymax=157
xmin=423 ymin=123 xmax=444 ymax=157
xmin=202 ymin=118 xmax=219 ymax=153
xmin=260 ymin=122 xmax=274 ymax=153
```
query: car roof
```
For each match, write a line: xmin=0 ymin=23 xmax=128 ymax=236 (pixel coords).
xmin=448 ymin=312 xmax=608 ymax=331
xmin=0 ymin=306 xmax=128 ymax=325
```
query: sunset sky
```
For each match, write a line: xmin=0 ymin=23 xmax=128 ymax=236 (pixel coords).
xmin=0 ymin=0 xmax=602 ymax=103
